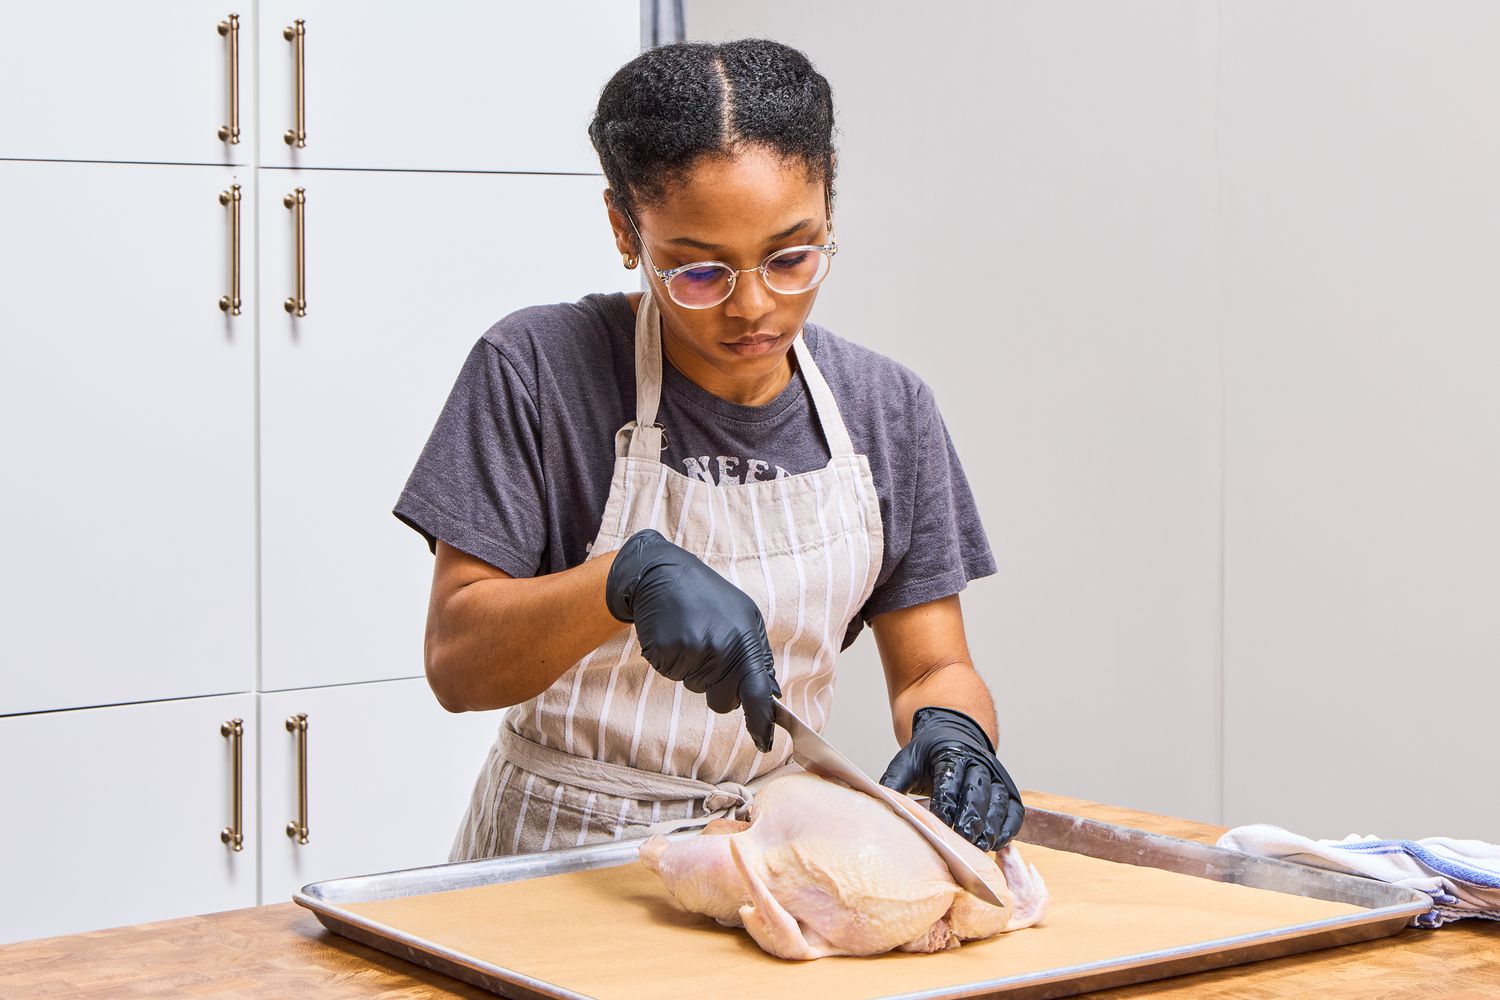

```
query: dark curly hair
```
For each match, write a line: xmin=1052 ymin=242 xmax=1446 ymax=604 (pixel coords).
xmin=587 ymin=38 xmax=838 ymax=253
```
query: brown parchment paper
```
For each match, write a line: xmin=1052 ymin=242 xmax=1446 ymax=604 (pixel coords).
xmin=341 ymin=843 xmax=1368 ymax=1000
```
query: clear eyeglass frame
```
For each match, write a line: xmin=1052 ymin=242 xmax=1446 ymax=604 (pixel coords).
xmin=623 ymin=208 xmax=839 ymax=310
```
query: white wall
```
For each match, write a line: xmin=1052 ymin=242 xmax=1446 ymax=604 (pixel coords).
xmin=687 ymin=0 xmax=1500 ymax=839
xmin=1217 ymin=1 xmax=1500 ymax=838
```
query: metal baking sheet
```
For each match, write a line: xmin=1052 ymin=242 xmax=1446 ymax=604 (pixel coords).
xmin=294 ymin=807 xmax=1430 ymax=1000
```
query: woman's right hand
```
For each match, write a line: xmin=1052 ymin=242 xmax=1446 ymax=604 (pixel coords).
xmin=605 ymin=528 xmax=782 ymax=753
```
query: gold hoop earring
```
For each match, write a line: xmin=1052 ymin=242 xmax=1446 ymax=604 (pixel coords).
xmin=622 ymin=252 xmax=639 ymax=270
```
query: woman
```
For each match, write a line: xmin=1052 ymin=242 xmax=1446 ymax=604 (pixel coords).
xmin=393 ymin=38 xmax=1026 ymax=862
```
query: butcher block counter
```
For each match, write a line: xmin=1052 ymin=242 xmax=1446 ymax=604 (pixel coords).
xmin=3 ymin=791 xmax=1495 ymax=999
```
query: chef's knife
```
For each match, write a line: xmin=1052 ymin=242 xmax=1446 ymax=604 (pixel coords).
xmin=769 ymin=698 xmax=1006 ymax=908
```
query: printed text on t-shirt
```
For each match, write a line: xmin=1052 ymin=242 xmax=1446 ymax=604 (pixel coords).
xmin=681 ymin=456 xmax=792 ymax=486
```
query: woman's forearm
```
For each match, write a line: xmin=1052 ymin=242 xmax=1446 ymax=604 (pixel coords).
xmin=890 ymin=661 xmax=999 ymax=747
xmin=427 ymin=552 xmax=627 ymax=712
xmin=872 ymin=596 xmax=1000 ymax=748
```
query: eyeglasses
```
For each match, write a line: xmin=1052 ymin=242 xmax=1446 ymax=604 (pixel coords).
xmin=623 ymin=209 xmax=839 ymax=310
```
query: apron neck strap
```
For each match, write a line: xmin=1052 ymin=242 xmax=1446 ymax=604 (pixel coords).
xmin=790 ymin=332 xmax=855 ymax=458
xmin=629 ymin=288 xmax=856 ymax=461
xmin=630 ymin=290 xmax=667 ymax=458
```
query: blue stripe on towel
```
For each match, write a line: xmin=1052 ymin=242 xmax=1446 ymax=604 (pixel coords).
xmin=1330 ymin=840 xmax=1500 ymax=890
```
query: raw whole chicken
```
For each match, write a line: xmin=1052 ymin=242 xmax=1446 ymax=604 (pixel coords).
xmin=639 ymin=771 xmax=1048 ymax=959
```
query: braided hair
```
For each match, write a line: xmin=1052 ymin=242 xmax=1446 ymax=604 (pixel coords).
xmin=588 ymin=38 xmax=838 ymax=253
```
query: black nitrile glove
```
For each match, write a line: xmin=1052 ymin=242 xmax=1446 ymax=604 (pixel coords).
xmin=879 ymin=706 xmax=1025 ymax=852
xmin=605 ymin=528 xmax=781 ymax=753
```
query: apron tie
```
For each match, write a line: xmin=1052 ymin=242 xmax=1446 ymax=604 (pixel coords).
xmin=496 ymin=725 xmax=800 ymax=835
xmin=701 ymin=781 xmax=758 ymax=814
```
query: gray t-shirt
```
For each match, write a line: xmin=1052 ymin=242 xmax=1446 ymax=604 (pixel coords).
xmin=393 ymin=291 xmax=995 ymax=649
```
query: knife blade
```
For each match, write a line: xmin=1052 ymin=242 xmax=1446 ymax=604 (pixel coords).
xmin=769 ymin=698 xmax=1005 ymax=908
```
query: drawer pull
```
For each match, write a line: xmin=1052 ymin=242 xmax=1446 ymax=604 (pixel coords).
xmin=286 ymin=713 xmax=310 ymax=844
xmin=220 ymin=718 xmax=244 ymax=852
xmin=216 ymin=14 xmax=241 ymax=143
xmin=217 ymin=14 xmax=240 ymax=144
xmin=283 ymin=19 xmax=307 ymax=147
xmin=218 ymin=182 xmax=242 ymax=315
xmin=283 ymin=187 xmax=307 ymax=316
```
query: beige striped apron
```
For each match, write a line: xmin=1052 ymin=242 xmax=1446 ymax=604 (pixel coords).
xmin=449 ymin=288 xmax=883 ymax=860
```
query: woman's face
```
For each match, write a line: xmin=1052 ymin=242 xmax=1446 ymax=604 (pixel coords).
xmin=607 ymin=146 xmax=830 ymax=391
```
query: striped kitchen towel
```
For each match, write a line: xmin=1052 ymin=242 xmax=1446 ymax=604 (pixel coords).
xmin=1218 ymin=824 xmax=1500 ymax=928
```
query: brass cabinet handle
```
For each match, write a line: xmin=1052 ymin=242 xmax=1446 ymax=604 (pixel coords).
xmin=218 ymin=183 xmax=242 ymax=315
xmin=283 ymin=19 xmax=307 ymax=147
xmin=283 ymin=188 xmax=307 ymax=316
xmin=285 ymin=713 xmax=310 ymax=844
xmin=216 ymin=14 xmax=241 ymax=143
xmin=220 ymin=718 xmax=245 ymax=852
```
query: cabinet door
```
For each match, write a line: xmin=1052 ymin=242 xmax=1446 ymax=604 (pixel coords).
xmin=256 ymin=0 xmax=637 ymax=171
xmin=259 ymin=680 xmax=503 ymax=904
xmin=0 ymin=3 xmax=249 ymax=165
xmin=0 ymin=694 xmax=259 ymax=944
xmin=257 ymin=168 xmax=627 ymax=692
xmin=0 ymin=161 xmax=256 ymax=715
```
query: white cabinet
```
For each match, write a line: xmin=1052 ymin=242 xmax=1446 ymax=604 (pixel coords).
xmin=0 ymin=695 xmax=259 ymax=943
xmin=258 ymin=680 xmax=503 ymax=905
xmin=256 ymin=0 xmax=638 ymax=172
xmin=0 ymin=160 xmax=256 ymax=716
xmin=0 ymin=0 xmax=638 ymax=945
xmin=0 ymin=3 xmax=249 ymax=165
xmin=256 ymin=169 xmax=626 ymax=693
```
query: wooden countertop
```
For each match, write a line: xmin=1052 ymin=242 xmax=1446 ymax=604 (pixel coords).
xmin=3 ymin=790 xmax=1495 ymax=998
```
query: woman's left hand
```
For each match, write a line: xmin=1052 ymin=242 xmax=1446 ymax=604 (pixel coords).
xmin=878 ymin=706 xmax=1025 ymax=852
